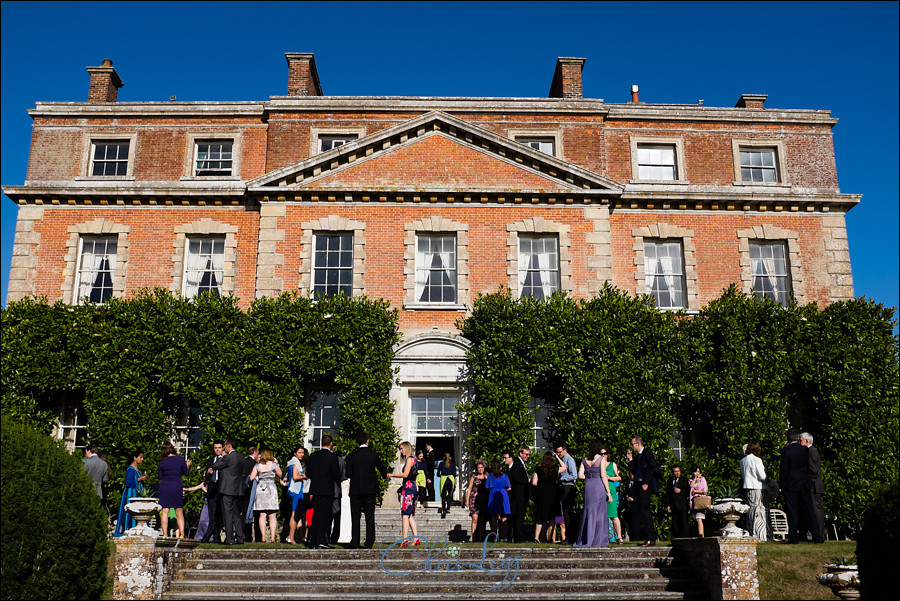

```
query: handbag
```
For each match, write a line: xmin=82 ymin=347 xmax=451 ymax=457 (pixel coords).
xmin=692 ymin=495 xmax=712 ymax=511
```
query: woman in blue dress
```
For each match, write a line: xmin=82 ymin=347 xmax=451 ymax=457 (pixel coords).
xmin=485 ymin=459 xmax=511 ymax=541
xmin=157 ymin=442 xmax=191 ymax=538
xmin=114 ymin=450 xmax=147 ymax=537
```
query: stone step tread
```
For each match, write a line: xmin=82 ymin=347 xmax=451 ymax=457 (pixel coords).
xmin=164 ymin=592 xmax=698 ymax=600
xmin=177 ymin=567 xmax=691 ymax=580
xmin=167 ymin=578 xmax=698 ymax=593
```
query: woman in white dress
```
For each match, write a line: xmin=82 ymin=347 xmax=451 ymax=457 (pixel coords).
xmin=250 ymin=448 xmax=282 ymax=543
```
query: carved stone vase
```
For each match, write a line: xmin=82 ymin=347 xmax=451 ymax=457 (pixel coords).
xmin=818 ymin=564 xmax=861 ymax=600
xmin=123 ymin=497 xmax=162 ymax=538
xmin=710 ymin=497 xmax=751 ymax=538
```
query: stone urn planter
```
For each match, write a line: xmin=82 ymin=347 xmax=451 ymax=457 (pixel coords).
xmin=123 ymin=497 xmax=162 ymax=538
xmin=710 ymin=497 xmax=750 ymax=538
xmin=818 ymin=564 xmax=860 ymax=600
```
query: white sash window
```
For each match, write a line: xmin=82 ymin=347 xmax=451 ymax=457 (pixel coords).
xmin=74 ymin=236 xmax=117 ymax=304
xmin=519 ymin=235 xmax=559 ymax=300
xmin=750 ymin=241 xmax=791 ymax=305
xmin=637 ymin=144 xmax=677 ymax=180
xmin=644 ymin=240 xmax=686 ymax=309
xmin=415 ymin=234 xmax=457 ymax=304
xmin=183 ymin=237 xmax=225 ymax=297
xmin=312 ymin=233 xmax=353 ymax=298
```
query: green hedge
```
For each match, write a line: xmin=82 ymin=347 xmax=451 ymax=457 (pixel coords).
xmin=0 ymin=415 xmax=109 ymax=600
xmin=458 ymin=285 xmax=899 ymax=527
xmin=1 ymin=290 xmax=401 ymax=501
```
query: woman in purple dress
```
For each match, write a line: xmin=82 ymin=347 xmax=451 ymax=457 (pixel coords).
xmin=157 ymin=442 xmax=191 ymax=538
xmin=573 ymin=439 xmax=611 ymax=548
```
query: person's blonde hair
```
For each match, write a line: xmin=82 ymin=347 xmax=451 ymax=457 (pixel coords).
xmin=398 ymin=441 xmax=413 ymax=459
xmin=259 ymin=448 xmax=274 ymax=464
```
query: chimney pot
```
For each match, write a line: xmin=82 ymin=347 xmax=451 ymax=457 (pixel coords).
xmin=631 ymin=84 xmax=639 ymax=103
xmin=285 ymin=52 xmax=323 ymax=96
xmin=86 ymin=59 xmax=123 ymax=103
xmin=549 ymin=57 xmax=586 ymax=99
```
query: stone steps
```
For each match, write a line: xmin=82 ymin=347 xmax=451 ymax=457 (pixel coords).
xmin=164 ymin=546 xmax=704 ymax=599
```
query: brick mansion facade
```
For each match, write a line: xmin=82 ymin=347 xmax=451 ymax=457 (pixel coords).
xmin=3 ymin=54 xmax=859 ymax=473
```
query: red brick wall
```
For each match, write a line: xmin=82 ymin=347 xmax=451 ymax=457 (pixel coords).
xmin=609 ymin=211 xmax=829 ymax=305
xmin=31 ymin=207 xmax=260 ymax=303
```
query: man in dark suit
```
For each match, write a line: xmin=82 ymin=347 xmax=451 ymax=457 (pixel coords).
xmin=666 ymin=465 xmax=690 ymax=539
xmin=210 ymin=438 xmax=245 ymax=545
xmin=780 ymin=428 xmax=821 ymax=544
xmin=630 ymin=436 xmax=660 ymax=546
xmin=801 ymin=432 xmax=826 ymax=543
xmin=200 ymin=441 xmax=224 ymax=543
xmin=242 ymin=446 xmax=260 ymax=543
xmin=345 ymin=432 xmax=388 ymax=549
xmin=306 ymin=434 xmax=342 ymax=549
xmin=508 ymin=446 xmax=531 ymax=543
xmin=424 ymin=443 xmax=437 ymax=505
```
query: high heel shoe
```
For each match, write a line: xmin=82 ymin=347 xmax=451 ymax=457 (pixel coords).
xmin=413 ymin=538 xmax=422 ymax=546
xmin=400 ymin=539 xmax=409 ymax=548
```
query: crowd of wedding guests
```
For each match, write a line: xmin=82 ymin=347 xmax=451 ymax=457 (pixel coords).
xmin=96 ymin=428 xmax=827 ymax=547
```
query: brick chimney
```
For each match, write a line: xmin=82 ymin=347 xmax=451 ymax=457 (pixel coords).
xmin=86 ymin=58 xmax=123 ymax=103
xmin=548 ymin=57 xmax=586 ymax=99
xmin=735 ymin=94 xmax=768 ymax=109
xmin=285 ymin=52 xmax=323 ymax=96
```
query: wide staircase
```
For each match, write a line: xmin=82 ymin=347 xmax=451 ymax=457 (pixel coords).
xmin=164 ymin=508 xmax=704 ymax=600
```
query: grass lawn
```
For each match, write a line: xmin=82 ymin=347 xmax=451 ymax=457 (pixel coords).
xmin=757 ymin=540 xmax=855 ymax=600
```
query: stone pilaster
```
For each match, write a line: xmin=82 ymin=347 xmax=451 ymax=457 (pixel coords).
xmin=255 ymin=203 xmax=286 ymax=298
xmin=7 ymin=206 xmax=43 ymax=303
xmin=583 ymin=205 xmax=612 ymax=295
xmin=821 ymin=214 xmax=854 ymax=301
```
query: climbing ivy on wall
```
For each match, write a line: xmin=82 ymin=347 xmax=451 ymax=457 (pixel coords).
xmin=1 ymin=289 xmax=401 ymax=497
xmin=458 ymin=284 xmax=899 ymax=526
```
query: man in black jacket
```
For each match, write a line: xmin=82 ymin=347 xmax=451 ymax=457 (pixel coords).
xmin=801 ymin=432 xmax=826 ymax=543
xmin=200 ymin=441 xmax=224 ymax=543
xmin=630 ymin=436 xmax=660 ymax=546
xmin=210 ymin=439 xmax=245 ymax=545
xmin=345 ymin=432 xmax=388 ymax=548
xmin=306 ymin=434 xmax=342 ymax=549
xmin=508 ymin=446 xmax=531 ymax=543
xmin=780 ymin=429 xmax=821 ymax=543
xmin=666 ymin=465 xmax=690 ymax=539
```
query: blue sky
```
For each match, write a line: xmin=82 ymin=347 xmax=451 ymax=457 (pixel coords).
xmin=2 ymin=1 xmax=897 ymax=318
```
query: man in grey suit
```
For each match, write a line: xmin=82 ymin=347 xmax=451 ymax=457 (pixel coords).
xmin=82 ymin=444 xmax=109 ymax=498
xmin=210 ymin=439 xmax=245 ymax=545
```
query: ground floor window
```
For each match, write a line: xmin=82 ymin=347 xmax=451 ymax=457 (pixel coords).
xmin=307 ymin=390 xmax=341 ymax=449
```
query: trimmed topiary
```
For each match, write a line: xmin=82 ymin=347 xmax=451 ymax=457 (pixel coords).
xmin=0 ymin=415 xmax=109 ymax=600
xmin=857 ymin=478 xmax=899 ymax=599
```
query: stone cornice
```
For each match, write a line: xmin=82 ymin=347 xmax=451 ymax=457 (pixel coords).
xmin=28 ymin=102 xmax=266 ymax=118
xmin=604 ymin=104 xmax=837 ymax=126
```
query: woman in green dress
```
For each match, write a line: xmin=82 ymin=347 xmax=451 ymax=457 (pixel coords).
xmin=604 ymin=446 xmax=625 ymax=544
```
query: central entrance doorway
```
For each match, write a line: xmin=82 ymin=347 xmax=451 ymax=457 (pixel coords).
xmin=410 ymin=391 xmax=460 ymax=503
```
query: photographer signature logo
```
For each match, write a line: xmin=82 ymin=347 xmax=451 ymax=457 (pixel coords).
xmin=379 ymin=532 xmax=520 ymax=591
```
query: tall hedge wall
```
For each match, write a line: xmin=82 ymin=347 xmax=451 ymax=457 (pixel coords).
xmin=1 ymin=289 xmax=401 ymax=497
xmin=458 ymin=284 xmax=899 ymax=527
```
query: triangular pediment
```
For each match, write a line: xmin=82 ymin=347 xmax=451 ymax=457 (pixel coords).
xmin=248 ymin=111 xmax=622 ymax=197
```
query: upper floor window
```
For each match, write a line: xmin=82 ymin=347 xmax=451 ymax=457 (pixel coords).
xmin=415 ymin=233 xmax=457 ymax=304
xmin=183 ymin=237 xmax=225 ymax=297
xmin=90 ymin=140 xmax=130 ymax=177
xmin=319 ymin=134 xmax=358 ymax=152
xmin=739 ymin=147 xmax=778 ymax=183
xmin=74 ymin=236 xmax=117 ymax=304
xmin=194 ymin=140 xmax=233 ymax=176
xmin=313 ymin=233 xmax=353 ymax=298
xmin=750 ymin=241 xmax=791 ymax=305
xmin=516 ymin=136 xmax=556 ymax=156
xmin=519 ymin=235 xmax=559 ymax=300
xmin=637 ymin=144 xmax=677 ymax=181
xmin=644 ymin=239 xmax=686 ymax=310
